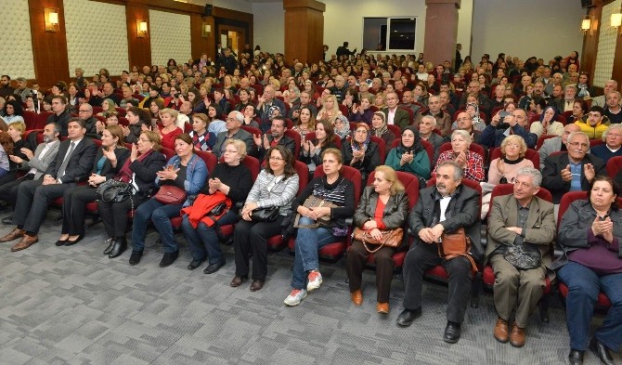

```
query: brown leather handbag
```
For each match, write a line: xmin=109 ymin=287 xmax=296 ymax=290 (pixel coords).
xmin=439 ymin=228 xmax=478 ymax=274
xmin=154 ymin=185 xmax=187 ymax=205
xmin=293 ymin=195 xmax=338 ymax=228
xmin=352 ymin=227 xmax=404 ymax=253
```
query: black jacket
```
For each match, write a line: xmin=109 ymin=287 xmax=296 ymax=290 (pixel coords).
xmin=46 ymin=138 xmax=97 ymax=183
xmin=92 ymin=146 xmax=130 ymax=180
xmin=541 ymin=153 xmax=606 ymax=204
xmin=129 ymin=151 xmax=166 ymax=195
xmin=354 ymin=186 xmax=409 ymax=231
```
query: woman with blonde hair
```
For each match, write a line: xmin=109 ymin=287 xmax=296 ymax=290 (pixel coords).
xmin=346 ymin=165 xmax=409 ymax=313
xmin=158 ymin=108 xmax=184 ymax=149
xmin=317 ymin=94 xmax=341 ymax=124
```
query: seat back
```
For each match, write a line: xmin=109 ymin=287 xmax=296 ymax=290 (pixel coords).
xmin=387 ymin=124 xmax=401 ymax=140
xmin=536 ymin=134 xmax=557 ymax=150
xmin=488 ymin=184 xmax=553 ymax=219
xmin=367 ymin=170 xmax=419 ymax=210
xmin=284 ymin=129 xmax=301 ymax=159
xmin=606 ymin=156 xmax=622 ymax=178
xmin=294 ymin=160 xmax=309 ymax=195
xmin=370 ymin=136 xmax=386 ymax=164
xmin=195 ymin=150 xmax=218 ymax=173
xmin=557 ymin=191 xmax=588 ymax=230
xmin=240 ymin=125 xmax=261 ymax=137
xmin=160 ymin=147 xmax=176 ymax=161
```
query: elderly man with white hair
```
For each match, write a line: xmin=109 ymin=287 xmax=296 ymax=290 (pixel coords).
xmin=590 ymin=123 xmax=622 ymax=163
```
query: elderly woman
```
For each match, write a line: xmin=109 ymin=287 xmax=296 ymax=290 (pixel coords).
xmin=481 ymin=135 xmax=534 ymax=218
xmin=530 ymin=106 xmax=564 ymax=138
xmin=189 ymin=113 xmax=215 ymax=152
xmin=57 ymin=126 xmax=129 ymax=245
xmin=182 ymin=139 xmax=253 ymax=273
xmin=158 ymin=108 xmax=184 ymax=149
xmin=385 ymin=126 xmax=430 ymax=180
xmin=346 ymin=165 xmax=409 ymax=313
xmin=129 ymin=134 xmax=207 ymax=267
xmin=556 ymin=176 xmax=622 ymax=365
xmin=231 ymin=145 xmax=299 ymax=291
xmin=435 ymin=129 xmax=484 ymax=182
xmin=351 ymin=94 xmax=375 ymax=125
xmin=370 ymin=111 xmax=396 ymax=147
xmin=300 ymin=119 xmax=339 ymax=175
xmin=341 ymin=123 xmax=381 ymax=182
xmin=100 ymin=131 xmax=167 ymax=259
xmin=284 ymin=148 xmax=355 ymax=306
xmin=334 ymin=114 xmax=351 ymax=141
xmin=293 ymin=106 xmax=316 ymax=139
xmin=568 ymin=99 xmax=588 ymax=124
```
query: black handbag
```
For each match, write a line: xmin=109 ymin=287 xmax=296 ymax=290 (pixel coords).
xmin=248 ymin=206 xmax=279 ymax=222
xmin=503 ymin=243 xmax=542 ymax=270
xmin=96 ymin=179 xmax=136 ymax=203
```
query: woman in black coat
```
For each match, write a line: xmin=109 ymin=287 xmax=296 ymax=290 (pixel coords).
xmin=58 ymin=125 xmax=130 ymax=245
xmin=99 ymin=130 xmax=166 ymax=259
xmin=341 ymin=122 xmax=380 ymax=182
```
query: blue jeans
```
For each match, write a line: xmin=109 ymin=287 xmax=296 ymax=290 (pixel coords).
xmin=558 ymin=261 xmax=622 ymax=351
xmin=291 ymin=217 xmax=338 ymax=289
xmin=182 ymin=210 xmax=238 ymax=264
xmin=131 ymin=198 xmax=183 ymax=253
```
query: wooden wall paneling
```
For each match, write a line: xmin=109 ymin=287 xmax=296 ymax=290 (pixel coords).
xmin=28 ymin=0 xmax=70 ymax=89
xmin=213 ymin=6 xmax=254 ymax=50
xmin=126 ymin=3 xmax=151 ymax=71
xmin=283 ymin=0 xmax=325 ymax=64
xmin=191 ymin=15 xmax=214 ymax=62
xmin=582 ymin=4 xmax=603 ymax=89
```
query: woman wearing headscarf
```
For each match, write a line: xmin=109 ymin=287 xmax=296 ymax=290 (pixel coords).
xmin=341 ymin=123 xmax=380 ymax=182
xmin=530 ymin=105 xmax=564 ymax=138
xmin=385 ymin=126 xmax=430 ymax=180
xmin=370 ymin=111 xmax=396 ymax=147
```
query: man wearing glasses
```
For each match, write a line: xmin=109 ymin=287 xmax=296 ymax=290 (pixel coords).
xmin=541 ymin=131 xmax=606 ymax=204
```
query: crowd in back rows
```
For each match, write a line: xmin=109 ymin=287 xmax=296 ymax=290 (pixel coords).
xmin=0 ymin=47 xmax=620 ymax=364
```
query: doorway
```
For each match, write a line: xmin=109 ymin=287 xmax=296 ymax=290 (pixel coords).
xmin=219 ymin=25 xmax=245 ymax=56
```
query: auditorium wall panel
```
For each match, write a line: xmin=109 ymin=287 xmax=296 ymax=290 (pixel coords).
xmin=0 ymin=0 xmax=36 ymax=79
xmin=149 ymin=9 xmax=192 ymax=66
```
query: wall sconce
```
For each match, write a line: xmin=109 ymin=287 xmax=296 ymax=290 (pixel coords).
xmin=137 ymin=21 xmax=148 ymax=38
xmin=44 ymin=8 xmax=60 ymax=32
xmin=611 ymin=12 xmax=622 ymax=29
xmin=581 ymin=16 xmax=591 ymax=34
xmin=202 ymin=23 xmax=211 ymax=38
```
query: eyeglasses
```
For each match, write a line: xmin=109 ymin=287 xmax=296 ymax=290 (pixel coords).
xmin=269 ymin=156 xmax=284 ymax=161
xmin=568 ymin=141 xmax=589 ymax=149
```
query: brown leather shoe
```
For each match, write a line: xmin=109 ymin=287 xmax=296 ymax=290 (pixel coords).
xmin=230 ymin=275 xmax=248 ymax=287
xmin=351 ymin=290 xmax=363 ymax=306
xmin=11 ymin=235 xmax=38 ymax=252
xmin=376 ymin=302 xmax=389 ymax=314
xmin=510 ymin=323 xmax=525 ymax=347
xmin=0 ymin=228 xmax=25 ymax=242
xmin=493 ymin=317 xmax=509 ymax=343
xmin=249 ymin=279 xmax=265 ymax=292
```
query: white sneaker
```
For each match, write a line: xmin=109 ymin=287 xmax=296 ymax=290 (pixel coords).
xmin=306 ymin=270 xmax=323 ymax=292
xmin=284 ymin=289 xmax=307 ymax=306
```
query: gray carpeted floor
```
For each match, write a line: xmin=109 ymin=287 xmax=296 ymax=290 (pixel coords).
xmin=0 ymin=211 xmax=619 ymax=365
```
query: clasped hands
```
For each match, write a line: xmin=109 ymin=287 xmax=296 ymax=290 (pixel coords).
xmin=561 ymin=163 xmax=594 ymax=182
xmin=241 ymin=201 xmax=259 ymax=221
xmin=418 ymin=224 xmax=445 ymax=244
xmin=592 ymin=216 xmax=614 ymax=243
xmin=297 ymin=205 xmax=330 ymax=221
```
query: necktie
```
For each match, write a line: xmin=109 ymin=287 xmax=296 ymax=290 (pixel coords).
xmin=58 ymin=142 xmax=76 ymax=178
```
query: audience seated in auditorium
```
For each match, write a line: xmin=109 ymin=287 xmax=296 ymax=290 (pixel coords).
xmin=481 ymin=108 xmax=536 ymax=149
xmin=212 ymin=111 xmax=254 ymax=159
xmin=590 ymin=124 xmax=622 ymax=163
xmin=575 ymin=105 xmax=610 ymax=140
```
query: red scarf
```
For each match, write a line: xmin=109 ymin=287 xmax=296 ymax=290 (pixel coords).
xmin=115 ymin=149 xmax=153 ymax=182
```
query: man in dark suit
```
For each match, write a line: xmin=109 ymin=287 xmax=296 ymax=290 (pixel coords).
xmin=47 ymin=95 xmax=72 ymax=137
xmin=253 ymin=116 xmax=296 ymax=160
xmin=0 ymin=122 xmax=61 ymax=220
xmin=212 ymin=111 xmax=255 ymax=159
xmin=486 ymin=168 xmax=556 ymax=347
xmin=0 ymin=118 xmax=97 ymax=251
xmin=541 ymin=131 xmax=606 ymax=204
xmin=382 ymin=91 xmax=411 ymax=129
xmin=397 ymin=161 xmax=482 ymax=344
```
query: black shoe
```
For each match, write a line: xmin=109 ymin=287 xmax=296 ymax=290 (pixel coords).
xmin=129 ymin=250 xmax=143 ymax=266
xmin=159 ymin=250 xmax=179 ymax=267
xmin=103 ymin=238 xmax=114 ymax=255
xmin=396 ymin=308 xmax=422 ymax=327
xmin=65 ymin=235 xmax=84 ymax=246
xmin=55 ymin=237 xmax=69 ymax=246
xmin=443 ymin=321 xmax=462 ymax=344
xmin=589 ymin=338 xmax=614 ymax=365
xmin=187 ymin=259 xmax=204 ymax=270
xmin=108 ymin=239 xmax=127 ymax=259
xmin=203 ymin=260 xmax=225 ymax=274
xmin=568 ymin=349 xmax=584 ymax=365
xmin=2 ymin=216 xmax=13 ymax=225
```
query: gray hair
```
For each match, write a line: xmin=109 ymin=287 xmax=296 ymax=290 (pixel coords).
xmin=602 ymin=123 xmax=622 ymax=142
xmin=230 ymin=110 xmax=244 ymax=123
xmin=437 ymin=160 xmax=464 ymax=181
xmin=421 ymin=114 xmax=437 ymax=127
xmin=451 ymin=129 xmax=473 ymax=145
xmin=516 ymin=167 xmax=542 ymax=188
xmin=564 ymin=84 xmax=577 ymax=92
xmin=567 ymin=131 xmax=589 ymax=144
xmin=45 ymin=122 xmax=62 ymax=136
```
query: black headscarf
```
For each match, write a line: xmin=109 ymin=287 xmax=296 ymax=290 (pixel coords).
xmin=399 ymin=126 xmax=423 ymax=154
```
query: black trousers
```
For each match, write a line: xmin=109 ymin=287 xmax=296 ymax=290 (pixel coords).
xmin=346 ymin=240 xmax=395 ymax=303
xmin=0 ymin=173 xmax=34 ymax=207
xmin=402 ymin=242 xmax=473 ymax=324
xmin=233 ymin=216 xmax=284 ymax=280
xmin=61 ymin=185 xmax=97 ymax=236
xmin=97 ymin=195 xmax=148 ymax=238
xmin=14 ymin=179 xmax=75 ymax=235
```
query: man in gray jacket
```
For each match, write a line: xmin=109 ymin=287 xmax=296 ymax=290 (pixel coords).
xmin=0 ymin=122 xmax=61 ymax=222
xmin=396 ymin=161 xmax=481 ymax=344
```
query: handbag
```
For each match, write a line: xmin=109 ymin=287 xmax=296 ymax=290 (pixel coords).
xmin=502 ymin=243 xmax=542 ymax=270
xmin=249 ymin=206 xmax=279 ymax=222
xmin=96 ymin=179 xmax=136 ymax=203
xmin=352 ymin=227 xmax=404 ymax=253
xmin=439 ymin=228 xmax=478 ymax=274
xmin=293 ymin=195 xmax=338 ymax=228
xmin=154 ymin=185 xmax=187 ymax=205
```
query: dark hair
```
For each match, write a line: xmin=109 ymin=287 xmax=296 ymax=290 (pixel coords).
xmin=400 ymin=126 xmax=423 ymax=153
xmin=588 ymin=176 xmax=620 ymax=211
xmin=175 ymin=133 xmax=193 ymax=147
xmin=0 ymin=133 xmax=14 ymax=157
xmin=128 ymin=107 xmax=150 ymax=124
xmin=5 ymin=100 xmax=23 ymax=116
xmin=316 ymin=119 xmax=337 ymax=148
xmin=265 ymin=145 xmax=296 ymax=178
xmin=590 ymin=105 xmax=604 ymax=115
xmin=105 ymin=125 xmax=126 ymax=149
xmin=573 ymin=98 xmax=588 ymax=114
xmin=68 ymin=117 xmax=86 ymax=128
